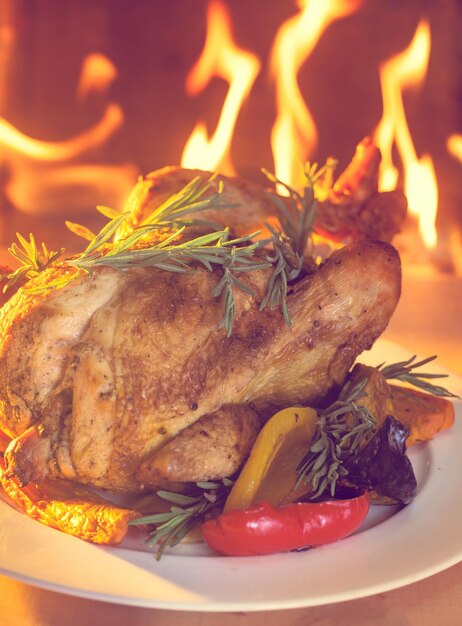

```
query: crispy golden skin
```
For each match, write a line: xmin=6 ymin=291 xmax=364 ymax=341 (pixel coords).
xmin=137 ymin=404 xmax=262 ymax=488
xmin=0 ymin=457 xmax=137 ymax=544
xmin=116 ymin=138 xmax=406 ymax=244
xmin=0 ymin=240 xmax=401 ymax=492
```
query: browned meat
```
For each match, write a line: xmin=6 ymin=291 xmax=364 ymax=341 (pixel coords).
xmin=0 ymin=264 xmax=123 ymax=438
xmin=115 ymin=165 xmax=275 ymax=241
xmin=316 ymin=190 xmax=408 ymax=244
xmin=137 ymin=405 xmax=261 ymax=488
xmin=0 ymin=239 xmax=401 ymax=493
xmin=315 ymin=138 xmax=407 ymax=242
xmin=116 ymin=138 xmax=406 ymax=244
xmin=330 ymin=136 xmax=381 ymax=202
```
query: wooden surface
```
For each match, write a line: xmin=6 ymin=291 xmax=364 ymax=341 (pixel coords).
xmin=0 ymin=264 xmax=461 ymax=625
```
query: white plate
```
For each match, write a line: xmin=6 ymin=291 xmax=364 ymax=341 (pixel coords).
xmin=0 ymin=339 xmax=461 ymax=612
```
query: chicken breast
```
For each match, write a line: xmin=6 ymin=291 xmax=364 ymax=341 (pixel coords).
xmin=1 ymin=239 xmax=401 ymax=492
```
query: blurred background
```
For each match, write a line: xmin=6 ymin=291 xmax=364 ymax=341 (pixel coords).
xmin=0 ymin=0 xmax=460 ymax=266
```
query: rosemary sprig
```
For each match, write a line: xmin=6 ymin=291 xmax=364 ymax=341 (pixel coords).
xmin=129 ymin=479 xmax=233 ymax=559
xmin=212 ymin=242 xmax=270 ymax=336
xmin=3 ymin=233 xmax=64 ymax=293
xmin=259 ymin=162 xmax=334 ymax=323
xmin=9 ymin=175 xmax=273 ymax=333
xmin=67 ymin=225 xmax=269 ymax=335
xmin=262 ymin=163 xmax=324 ymax=258
xmin=64 ymin=174 xmax=277 ymax=334
xmin=5 ymin=173 xmax=312 ymax=335
xmin=296 ymin=378 xmax=377 ymax=498
xmin=379 ymin=355 xmax=459 ymax=398
xmin=258 ymin=225 xmax=300 ymax=326
xmin=138 ymin=173 xmax=228 ymax=231
xmin=66 ymin=175 xmax=229 ymax=245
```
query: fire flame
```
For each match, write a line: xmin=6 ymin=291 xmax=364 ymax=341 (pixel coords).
xmin=0 ymin=105 xmax=122 ymax=162
xmin=269 ymin=0 xmax=362 ymax=190
xmin=373 ymin=20 xmax=438 ymax=249
xmin=77 ymin=53 xmax=118 ymax=99
xmin=447 ymin=134 xmax=462 ymax=164
xmin=180 ymin=1 xmax=260 ymax=175
xmin=0 ymin=53 xmax=136 ymax=215
xmin=0 ymin=22 xmax=15 ymax=110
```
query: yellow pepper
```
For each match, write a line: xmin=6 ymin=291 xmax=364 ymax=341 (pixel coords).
xmin=224 ymin=406 xmax=317 ymax=511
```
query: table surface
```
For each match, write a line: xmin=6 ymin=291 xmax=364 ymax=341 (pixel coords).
xmin=0 ymin=264 xmax=461 ymax=626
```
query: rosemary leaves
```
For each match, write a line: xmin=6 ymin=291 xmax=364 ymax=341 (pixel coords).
xmin=129 ymin=479 xmax=233 ymax=559
xmin=5 ymin=168 xmax=327 ymax=335
xmin=68 ymin=225 xmax=270 ymax=336
xmin=379 ymin=355 xmax=459 ymax=398
xmin=296 ymin=378 xmax=377 ymax=498
xmin=259 ymin=162 xmax=333 ymax=324
xmin=296 ymin=353 xmax=458 ymax=500
xmin=3 ymin=233 xmax=64 ymax=293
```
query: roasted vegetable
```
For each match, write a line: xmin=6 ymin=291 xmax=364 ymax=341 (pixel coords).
xmin=344 ymin=415 xmax=417 ymax=505
xmin=346 ymin=363 xmax=393 ymax=427
xmin=201 ymin=492 xmax=370 ymax=556
xmin=390 ymin=385 xmax=455 ymax=447
xmin=224 ymin=406 xmax=317 ymax=511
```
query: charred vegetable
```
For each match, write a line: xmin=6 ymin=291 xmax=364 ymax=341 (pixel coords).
xmin=343 ymin=415 xmax=417 ymax=505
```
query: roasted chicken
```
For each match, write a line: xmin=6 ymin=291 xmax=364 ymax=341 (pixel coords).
xmin=116 ymin=137 xmax=407 ymax=244
xmin=0 ymin=239 xmax=401 ymax=493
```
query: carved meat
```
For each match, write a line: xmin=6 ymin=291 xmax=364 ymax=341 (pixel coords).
xmin=0 ymin=240 xmax=401 ymax=492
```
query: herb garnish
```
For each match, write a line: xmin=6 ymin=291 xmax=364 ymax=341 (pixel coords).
xmin=3 ymin=233 xmax=64 ymax=293
xmin=296 ymin=354 xmax=458 ymax=499
xmin=129 ymin=479 xmax=233 ymax=560
xmin=6 ymin=176 xmax=274 ymax=334
xmin=5 ymin=169 xmax=328 ymax=335
xmin=259 ymin=162 xmax=333 ymax=324
xmin=296 ymin=378 xmax=377 ymax=498
xmin=379 ymin=355 xmax=459 ymax=398
xmin=70 ymin=225 xmax=269 ymax=336
xmin=263 ymin=162 xmax=330 ymax=259
xmin=66 ymin=174 xmax=228 ymax=243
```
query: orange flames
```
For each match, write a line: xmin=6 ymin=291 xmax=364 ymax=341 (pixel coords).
xmin=269 ymin=0 xmax=362 ymax=190
xmin=373 ymin=20 xmax=438 ymax=249
xmin=180 ymin=1 xmax=260 ymax=175
xmin=77 ymin=53 xmax=119 ymax=100
xmin=0 ymin=53 xmax=136 ymax=215
xmin=447 ymin=134 xmax=462 ymax=164
xmin=181 ymin=0 xmax=362 ymax=190
xmin=1 ymin=1 xmax=459 ymax=270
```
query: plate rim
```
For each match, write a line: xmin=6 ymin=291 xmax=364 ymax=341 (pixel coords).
xmin=1 ymin=339 xmax=461 ymax=612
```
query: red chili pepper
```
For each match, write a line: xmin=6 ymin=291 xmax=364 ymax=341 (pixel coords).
xmin=201 ymin=493 xmax=370 ymax=556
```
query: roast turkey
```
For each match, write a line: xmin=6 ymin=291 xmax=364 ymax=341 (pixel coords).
xmin=0 ymin=239 xmax=401 ymax=492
